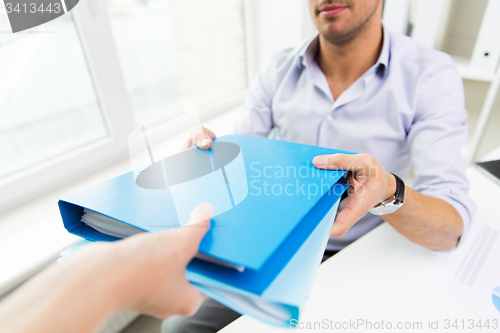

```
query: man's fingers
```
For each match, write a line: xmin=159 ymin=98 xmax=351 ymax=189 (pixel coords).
xmin=185 ymin=203 xmax=213 ymax=228
xmin=151 ymin=281 xmax=205 ymax=319
xmin=190 ymin=126 xmax=209 ymax=149
xmin=176 ymin=283 xmax=206 ymax=317
xmin=313 ymin=153 xmax=376 ymax=173
xmin=181 ymin=127 xmax=217 ymax=151
xmin=330 ymin=194 xmax=372 ymax=238
xmin=203 ymin=127 xmax=216 ymax=140
xmin=190 ymin=126 xmax=216 ymax=150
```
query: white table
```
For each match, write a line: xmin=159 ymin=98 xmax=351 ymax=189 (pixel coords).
xmin=221 ymin=152 xmax=500 ymax=332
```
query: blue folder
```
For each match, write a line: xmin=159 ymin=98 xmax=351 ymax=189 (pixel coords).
xmin=58 ymin=135 xmax=350 ymax=325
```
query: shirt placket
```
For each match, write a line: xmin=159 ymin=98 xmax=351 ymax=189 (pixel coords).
xmin=316 ymin=70 xmax=373 ymax=147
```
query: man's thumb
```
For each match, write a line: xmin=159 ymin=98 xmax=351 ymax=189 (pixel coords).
xmin=182 ymin=203 xmax=213 ymax=244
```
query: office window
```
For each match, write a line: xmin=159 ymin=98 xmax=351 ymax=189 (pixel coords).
xmin=0 ymin=14 xmax=107 ymax=180
xmin=0 ymin=0 xmax=250 ymax=209
xmin=106 ymin=0 xmax=248 ymax=123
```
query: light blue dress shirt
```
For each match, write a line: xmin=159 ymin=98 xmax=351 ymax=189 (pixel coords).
xmin=234 ymin=28 xmax=476 ymax=250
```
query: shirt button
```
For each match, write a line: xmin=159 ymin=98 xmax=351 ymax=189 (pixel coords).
xmin=326 ymin=115 xmax=332 ymax=121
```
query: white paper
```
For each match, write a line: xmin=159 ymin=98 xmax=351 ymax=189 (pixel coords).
xmin=432 ymin=210 xmax=500 ymax=320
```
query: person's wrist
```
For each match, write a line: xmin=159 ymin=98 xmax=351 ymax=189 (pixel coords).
xmin=100 ymin=239 xmax=164 ymax=312
xmin=99 ymin=243 xmax=143 ymax=311
xmin=71 ymin=243 xmax=131 ymax=313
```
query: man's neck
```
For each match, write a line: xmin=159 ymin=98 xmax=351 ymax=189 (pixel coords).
xmin=315 ymin=21 xmax=383 ymax=100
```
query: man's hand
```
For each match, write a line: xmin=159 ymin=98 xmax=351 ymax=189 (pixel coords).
xmin=105 ymin=203 xmax=214 ymax=319
xmin=0 ymin=204 xmax=214 ymax=333
xmin=180 ymin=126 xmax=216 ymax=151
xmin=313 ymin=153 xmax=463 ymax=250
xmin=313 ymin=153 xmax=396 ymax=238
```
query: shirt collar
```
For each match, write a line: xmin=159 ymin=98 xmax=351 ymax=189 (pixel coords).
xmin=298 ymin=34 xmax=319 ymax=69
xmin=377 ymin=25 xmax=390 ymax=75
xmin=299 ymin=25 xmax=390 ymax=77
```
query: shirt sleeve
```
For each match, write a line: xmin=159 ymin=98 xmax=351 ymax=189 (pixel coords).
xmin=233 ymin=56 xmax=277 ymax=137
xmin=407 ymin=59 xmax=476 ymax=247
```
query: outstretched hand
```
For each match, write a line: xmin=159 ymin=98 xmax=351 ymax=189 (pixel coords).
xmin=0 ymin=204 xmax=214 ymax=333
xmin=100 ymin=203 xmax=214 ymax=319
xmin=313 ymin=153 xmax=396 ymax=238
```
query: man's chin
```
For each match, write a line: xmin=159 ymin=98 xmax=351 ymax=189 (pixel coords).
xmin=320 ymin=28 xmax=355 ymax=45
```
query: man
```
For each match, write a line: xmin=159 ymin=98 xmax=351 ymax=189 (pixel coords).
xmin=0 ymin=204 xmax=213 ymax=333
xmin=163 ymin=0 xmax=475 ymax=332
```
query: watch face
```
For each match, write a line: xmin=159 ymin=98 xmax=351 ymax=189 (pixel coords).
xmin=370 ymin=201 xmax=403 ymax=216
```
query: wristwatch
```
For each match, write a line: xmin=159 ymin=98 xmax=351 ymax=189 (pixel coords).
xmin=369 ymin=173 xmax=405 ymax=216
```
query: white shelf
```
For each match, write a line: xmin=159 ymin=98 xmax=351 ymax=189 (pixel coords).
xmin=452 ymin=55 xmax=495 ymax=82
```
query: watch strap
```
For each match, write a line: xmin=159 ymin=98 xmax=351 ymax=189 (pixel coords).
xmin=392 ymin=173 xmax=405 ymax=202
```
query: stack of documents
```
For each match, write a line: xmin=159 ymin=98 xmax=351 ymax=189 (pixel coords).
xmin=59 ymin=135 xmax=350 ymax=326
